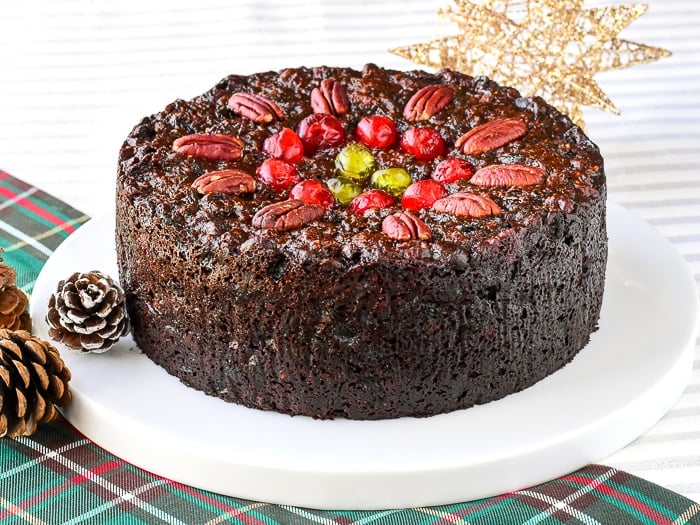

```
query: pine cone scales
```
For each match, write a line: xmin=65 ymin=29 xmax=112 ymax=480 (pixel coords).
xmin=47 ymin=271 xmax=130 ymax=353
xmin=0 ymin=261 xmax=31 ymax=332
xmin=0 ymin=329 xmax=71 ymax=438
xmin=0 ymin=264 xmax=16 ymax=288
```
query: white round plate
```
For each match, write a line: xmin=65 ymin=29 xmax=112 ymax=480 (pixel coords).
xmin=30 ymin=202 xmax=698 ymax=510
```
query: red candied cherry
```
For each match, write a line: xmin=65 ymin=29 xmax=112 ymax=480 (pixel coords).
xmin=289 ymin=179 xmax=335 ymax=209
xmin=431 ymin=158 xmax=475 ymax=183
xmin=297 ymin=113 xmax=346 ymax=155
xmin=400 ymin=127 xmax=446 ymax=161
xmin=401 ymin=180 xmax=447 ymax=211
xmin=263 ymin=128 xmax=304 ymax=163
xmin=347 ymin=189 xmax=395 ymax=215
xmin=355 ymin=115 xmax=398 ymax=149
xmin=256 ymin=158 xmax=302 ymax=193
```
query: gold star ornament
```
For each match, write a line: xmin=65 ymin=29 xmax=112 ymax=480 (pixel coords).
xmin=391 ymin=0 xmax=671 ymax=127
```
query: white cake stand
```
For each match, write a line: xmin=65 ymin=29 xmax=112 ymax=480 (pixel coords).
xmin=30 ymin=201 xmax=699 ymax=510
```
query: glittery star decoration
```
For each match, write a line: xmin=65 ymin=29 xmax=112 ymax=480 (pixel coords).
xmin=391 ymin=0 xmax=671 ymax=127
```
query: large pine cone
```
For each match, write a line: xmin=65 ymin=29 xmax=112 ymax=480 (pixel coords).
xmin=0 ymin=262 xmax=31 ymax=332
xmin=46 ymin=271 xmax=130 ymax=353
xmin=0 ymin=329 xmax=72 ymax=438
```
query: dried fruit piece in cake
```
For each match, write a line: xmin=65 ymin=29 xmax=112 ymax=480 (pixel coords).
xmin=347 ymin=189 xmax=394 ymax=215
xmin=327 ymin=177 xmax=362 ymax=205
xmin=263 ymin=128 xmax=305 ymax=163
xmin=370 ymin=168 xmax=412 ymax=197
xmin=289 ymin=180 xmax=335 ymax=209
xmin=399 ymin=127 xmax=445 ymax=160
xmin=297 ymin=113 xmax=346 ymax=154
xmin=431 ymin=158 xmax=475 ymax=183
xmin=335 ymin=143 xmax=377 ymax=181
xmin=355 ymin=115 xmax=397 ymax=149
xmin=256 ymin=159 xmax=302 ymax=193
xmin=401 ymin=180 xmax=447 ymax=211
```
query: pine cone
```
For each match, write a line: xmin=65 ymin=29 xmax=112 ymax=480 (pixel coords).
xmin=0 ymin=328 xmax=72 ymax=438
xmin=0 ymin=261 xmax=15 ymax=288
xmin=0 ymin=261 xmax=31 ymax=332
xmin=46 ymin=271 xmax=130 ymax=353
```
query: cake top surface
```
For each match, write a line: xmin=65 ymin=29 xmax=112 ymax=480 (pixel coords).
xmin=118 ymin=64 xmax=605 ymax=264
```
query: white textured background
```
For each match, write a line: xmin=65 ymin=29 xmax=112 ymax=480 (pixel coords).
xmin=1 ymin=0 xmax=699 ymax=503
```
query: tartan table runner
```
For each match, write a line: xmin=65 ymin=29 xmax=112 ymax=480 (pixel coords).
xmin=1 ymin=169 xmax=699 ymax=524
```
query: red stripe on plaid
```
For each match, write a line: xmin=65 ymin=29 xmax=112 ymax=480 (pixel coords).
xmin=68 ymin=460 xmax=121 ymax=486
xmin=171 ymin=482 xmax=270 ymax=525
xmin=0 ymin=185 xmax=77 ymax=234
xmin=0 ymin=460 xmax=118 ymax=521
xmin=563 ymin=474 xmax=674 ymax=524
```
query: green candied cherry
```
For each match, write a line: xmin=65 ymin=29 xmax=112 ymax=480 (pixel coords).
xmin=370 ymin=168 xmax=412 ymax=197
xmin=335 ymin=143 xmax=377 ymax=181
xmin=327 ymin=177 xmax=363 ymax=205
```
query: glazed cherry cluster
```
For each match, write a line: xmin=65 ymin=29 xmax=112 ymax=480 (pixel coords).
xmin=173 ymin=82 xmax=539 ymax=238
xmin=257 ymin=112 xmax=475 ymax=216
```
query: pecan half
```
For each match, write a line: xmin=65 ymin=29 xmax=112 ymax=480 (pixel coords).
xmin=228 ymin=92 xmax=285 ymax=124
xmin=382 ymin=211 xmax=432 ymax=241
xmin=432 ymin=192 xmax=501 ymax=218
xmin=471 ymin=164 xmax=545 ymax=187
xmin=252 ymin=199 xmax=326 ymax=231
xmin=172 ymin=133 xmax=244 ymax=161
xmin=403 ymin=84 xmax=454 ymax=121
xmin=192 ymin=169 xmax=255 ymax=195
xmin=311 ymin=78 xmax=350 ymax=116
xmin=455 ymin=118 xmax=527 ymax=155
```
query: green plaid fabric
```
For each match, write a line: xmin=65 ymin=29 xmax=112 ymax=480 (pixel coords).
xmin=0 ymin=172 xmax=90 ymax=294
xmin=1 ymin=169 xmax=699 ymax=524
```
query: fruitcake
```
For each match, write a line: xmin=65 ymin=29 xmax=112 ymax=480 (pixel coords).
xmin=115 ymin=64 xmax=607 ymax=419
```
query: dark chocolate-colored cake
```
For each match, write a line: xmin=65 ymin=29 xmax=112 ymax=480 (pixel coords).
xmin=116 ymin=64 xmax=607 ymax=420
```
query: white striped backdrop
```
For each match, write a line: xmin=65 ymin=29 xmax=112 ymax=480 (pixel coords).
xmin=1 ymin=0 xmax=699 ymax=503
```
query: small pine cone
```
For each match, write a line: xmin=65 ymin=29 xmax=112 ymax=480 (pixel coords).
xmin=46 ymin=271 xmax=130 ymax=353
xmin=0 ymin=262 xmax=31 ymax=332
xmin=0 ymin=328 xmax=72 ymax=438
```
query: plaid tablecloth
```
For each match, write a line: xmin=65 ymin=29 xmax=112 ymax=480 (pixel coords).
xmin=1 ymin=169 xmax=699 ymax=524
